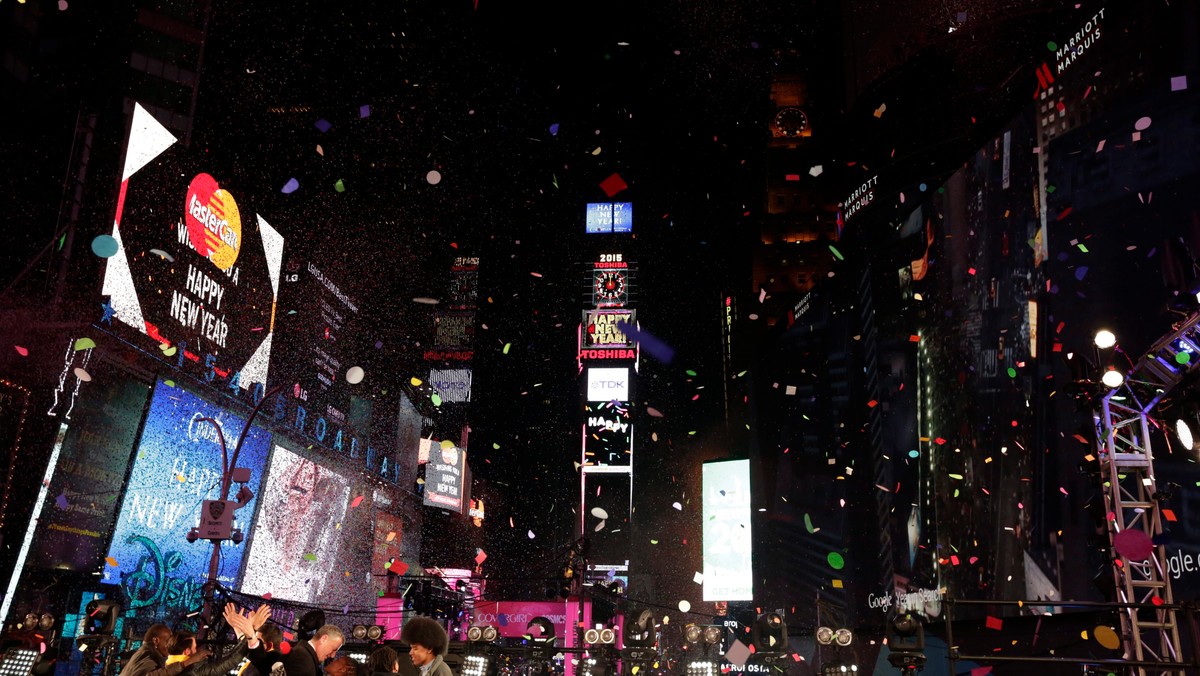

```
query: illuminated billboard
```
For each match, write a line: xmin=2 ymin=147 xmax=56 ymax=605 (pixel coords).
xmin=586 ymin=367 xmax=629 ymax=401
xmin=586 ymin=202 xmax=633 ymax=234
xmin=101 ymin=103 xmax=284 ymax=401
xmin=583 ymin=309 xmax=636 ymax=349
xmin=423 ymin=443 xmax=467 ymax=513
xmin=434 ymin=312 xmax=475 ymax=349
xmin=242 ymin=444 xmax=373 ymax=605
xmin=702 ymin=459 xmax=753 ymax=601
xmin=429 ymin=368 xmax=472 ymax=404
xmin=103 ymin=381 xmax=270 ymax=618
xmin=582 ymin=401 xmax=632 ymax=467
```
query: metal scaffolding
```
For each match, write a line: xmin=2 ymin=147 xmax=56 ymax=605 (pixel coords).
xmin=1093 ymin=313 xmax=1200 ymax=674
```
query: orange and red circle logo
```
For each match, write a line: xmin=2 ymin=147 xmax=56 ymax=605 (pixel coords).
xmin=184 ymin=173 xmax=242 ymax=271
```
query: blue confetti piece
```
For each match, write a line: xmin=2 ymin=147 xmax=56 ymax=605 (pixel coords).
xmin=281 ymin=177 xmax=300 ymax=194
xmin=56 ymin=493 xmax=68 ymax=510
xmin=360 ymin=105 xmax=370 ymax=118
xmin=615 ymin=320 xmax=675 ymax=364
xmin=315 ymin=118 xmax=332 ymax=133
xmin=1074 ymin=266 xmax=1089 ymax=281
xmin=919 ymin=183 xmax=928 ymax=192
xmin=549 ymin=123 xmax=560 ymax=136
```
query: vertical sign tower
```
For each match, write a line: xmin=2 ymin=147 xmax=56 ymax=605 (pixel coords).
xmin=579 ymin=201 xmax=636 ymax=585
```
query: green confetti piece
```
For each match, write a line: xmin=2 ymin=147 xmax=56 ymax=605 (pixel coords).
xmin=431 ymin=392 xmax=443 ymax=407
xmin=74 ymin=337 xmax=96 ymax=351
xmin=827 ymin=552 xmax=845 ymax=570
xmin=503 ymin=343 xmax=511 ymax=354
xmin=650 ymin=539 xmax=659 ymax=545
xmin=686 ymin=369 xmax=697 ymax=376
xmin=736 ymin=370 xmax=747 ymax=377
xmin=58 ymin=234 xmax=66 ymax=251
xmin=164 ymin=380 xmax=175 ymax=387
xmin=804 ymin=514 xmax=815 ymax=533
xmin=493 ymin=442 xmax=501 ymax=449
xmin=829 ymin=245 xmax=844 ymax=261
xmin=949 ymin=473 xmax=964 ymax=480
xmin=1007 ymin=367 xmax=1017 ymax=378
xmin=1077 ymin=243 xmax=1089 ymax=253
xmin=1047 ymin=41 xmax=1058 ymax=52
xmin=334 ymin=179 xmax=345 ymax=192
xmin=1176 ymin=352 xmax=1191 ymax=365
xmin=302 ymin=552 xmax=318 ymax=562
xmin=954 ymin=489 xmax=960 ymax=498
xmin=1046 ymin=185 xmax=1056 ymax=193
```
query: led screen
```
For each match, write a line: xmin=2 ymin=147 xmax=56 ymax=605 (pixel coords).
xmin=241 ymin=444 xmax=374 ymax=606
xmin=585 ymin=202 xmax=633 ymax=234
xmin=429 ymin=368 xmax=472 ymax=403
xmin=103 ymin=381 xmax=270 ymax=619
xmin=582 ymin=401 xmax=632 ymax=467
xmin=582 ymin=310 xmax=636 ymax=349
xmin=422 ymin=444 xmax=467 ymax=513
xmin=586 ymin=367 xmax=629 ymax=401
xmin=702 ymin=459 xmax=753 ymax=601
xmin=101 ymin=103 xmax=284 ymax=402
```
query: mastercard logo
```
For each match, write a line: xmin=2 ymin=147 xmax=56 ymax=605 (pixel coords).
xmin=184 ymin=173 xmax=242 ymax=271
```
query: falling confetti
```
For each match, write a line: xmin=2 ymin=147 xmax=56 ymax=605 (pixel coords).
xmin=827 ymin=552 xmax=845 ymax=569
xmin=74 ymin=368 xmax=92 ymax=382
xmin=91 ymin=235 xmax=119 ymax=258
xmin=678 ymin=600 xmax=691 ymax=613
xmin=346 ymin=366 xmax=365 ymax=384
xmin=281 ymin=177 xmax=300 ymax=194
xmin=427 ymin=170 xmax=443 ymax=185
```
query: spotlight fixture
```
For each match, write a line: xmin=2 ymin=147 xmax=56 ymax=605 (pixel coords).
xmin=22 ymin=614 xmax=38 ymax=630
xmin=886 ymin=613 xmax=927 ymax=672
xmin=352 ymin=625 xmax=368 ymax=640
xmin=467 ymin=625 xmax=498 ymax=642
xmin=1094 ymin=330 xmax=1116 ymax=349
xmin=37 ymin=614 xmax=54 ymax=632
xmin=751 ymin=613 xmax=787 ymax=652
xmin=834 ymin=628 xmax=853 ymax=647
xmin=621 ymin=609 xmax=658 ymax=663
xmin=82 ymin=600 xmax=121 ymax=636
xmin=584 ymin=627 xmax=616 ymax=645
xmin=685 ymin=625 xmax=703 ymax=644
xmin=461 ymin=655 xmax=491 ymax=676
xmin=815 ymin=627 xmax=834 ymax=645
xmin=1101 ymin=368 xmax=1124 ymax=388
xmin=366 ymin=625 xmax=383 ymax=641
xmin=599 ymin=628 xmax=616 ymax=644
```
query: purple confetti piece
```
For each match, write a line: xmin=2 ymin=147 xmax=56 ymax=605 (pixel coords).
xmin=1171 ymin=75 xmax=1188 ymax=92
xmin=281 ymin=177 xmax=300 ymax=194
xmin=56 ymin=493 xmax=68 ymax=510
xmin=549 ymin=123 xmax=560 ymax=136
xmin=1074 ymin=266 xmax=1089 ymax=281
xmin=359 ymin=105 xmax=371 ymax=118
xmin=616 ymin=320 xmax=675 ymax=364
xmin=315 ymin=118 xmax=332 ymax=133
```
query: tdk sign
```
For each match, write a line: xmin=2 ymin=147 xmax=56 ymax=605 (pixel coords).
xmin=587 ymin=367 xmax=629 ymax=401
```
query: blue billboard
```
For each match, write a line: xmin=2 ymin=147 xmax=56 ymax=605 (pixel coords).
xmin=586 ymin=202 xmax=633 ymax=234
xmin=103 ymin=381 xmax=270 ymax=619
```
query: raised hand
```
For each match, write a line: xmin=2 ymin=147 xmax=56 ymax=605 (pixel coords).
xmin=250 ymin=603 xmax=272 ymax=631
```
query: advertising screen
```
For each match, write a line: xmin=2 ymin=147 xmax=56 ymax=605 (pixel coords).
xmin=241 ymin=444 xmax=375 ymax=606
xmin=702 ymin=459 xmax=753 ymax=601
xmin=433 ymin=312 xmax=475 ymax=349
xmin=586 ymin=367 xmax=629 ymax=402
xmin=582 ymin=401 xmax=632 ymax=467
xmin=101 ymin=104 xmax=284 ymax=403
xmin=582 ymin=310 xmax=636 ymax=349
xmin=422 ymin=443 xmax=466 ymax=513
xmin=585 ymin=202 xmax=633 ymax=234
xmin=31 ymin=365 xmax=149 ymax=571
xmin=103 ymin=381 xmax=270 ymax=619
xmin=429 ymin=368 xmax=472 ymax=404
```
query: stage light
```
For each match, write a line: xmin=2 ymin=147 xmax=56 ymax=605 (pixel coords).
xmin=751 ymin=613 xmax=786 ymax=652
xmin=0 ymin=649 xmax=39 ymax=676
xmin=462 ymin=655 xmax=491 ymax=676
xmin=82 ymin=600 xmax=120 ymax=635
xmin=598 ymin=628 xmax=616 ymax=644
xmin=815 ymin=627 xmax=834 ymax=645
xmin=366 ymin=625 xmax=383 ymax=641
xmin=352 ymin=625 xmax=368 ymax=640
xmin=886 ymin=613 xmax=926 ymax=671
xmin=684 ymin=625 xmax=702 ymax=644
xmin=1101 ymin=368 xmax=1124 ymax=388
xmin=584 ymin=628 xmax=601 ymax=645
xmin=467 ymin=625 xmax=497 ymax=642
xmin=37 ymin=614 xmax=54 ymax=631
xmin=22 ymin=614 xmax=37 ymax=629
xmin=685 ymin=661 xmax=718 ymax=676
xmin=834 ymin=628 xmax=853 ymax=647
xmin=623 ymin=610 xmax=655 ymax=647
xmin=820 ymin=664 xmax=858 ymax=675
xmin=1094 ymin=330 xmax=1116 ymax=349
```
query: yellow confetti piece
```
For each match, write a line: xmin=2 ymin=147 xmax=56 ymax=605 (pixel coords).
xmin=176 ymin=474 xmax=186 ymax=482
xmin=832 ymin=579 xmax=843 ymax=588
xmin=410 ymin=377 xmax=423 ymax=386
xmin=503 ymin=343 xmax=511 ymax=354
xmin=441 ymin=439 xmax=456 ymax=449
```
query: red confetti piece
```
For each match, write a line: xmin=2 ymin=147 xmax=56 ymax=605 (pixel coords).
xmin=985 ymin=616 xmax=1003 ymax=631
xmin=968 ymin=267 xmax=977 ymax=275
xmin=599 ymin=172 xmax=628 ymax=197
xmin=14 ymin=346 xmax=28 ymax=356
xmin=971 ymin=667 xmax=993 ymax=676
xmin=909 ymin=335 xmax=921 ymax=343
xmin=1164 ymin=509 xmax=1178 ymax=522
xmin=867 ymin=399 xmax=878 ymax=408
xmin=785 ymin=174 xmax=800 ymax=181
xmin=1056 ymin=206 xmax=1073 ymax=221
xmin=934 ymin=437 xmax=946 ymax=445
xmin=350 ymin=495 xmax=364 ymax=508
xmin=950 ymin=555 xmax=960 ymax=566
xmin=1152 ymin=596 xmax=1164 ymax=606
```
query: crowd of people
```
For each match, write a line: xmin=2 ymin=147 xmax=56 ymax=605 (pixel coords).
xmin=117 ymin=604 xmax=453 ymax=676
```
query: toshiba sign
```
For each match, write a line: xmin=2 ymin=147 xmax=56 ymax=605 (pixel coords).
xmin=586 ymin=367 xmax=629 ymax=401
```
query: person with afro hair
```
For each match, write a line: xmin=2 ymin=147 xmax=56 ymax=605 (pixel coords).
xmin=400 ymin=618 xmax=451 ymax=676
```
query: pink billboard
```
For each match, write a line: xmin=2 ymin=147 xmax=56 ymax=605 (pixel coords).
xmin=473 ymin=599 xmax=603 ymax=676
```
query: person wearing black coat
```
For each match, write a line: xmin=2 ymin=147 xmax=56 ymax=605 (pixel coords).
xmin=278 ymin=625 xmax=345 ymax=676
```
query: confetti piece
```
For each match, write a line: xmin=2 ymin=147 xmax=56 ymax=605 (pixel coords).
xmin=410 ymin=377 xmax=423 ymax=386
xmin=873 ymin=104 xmax=886 ymax=118
xmin=1093 ymin=625 xmax=1120 ymax=650
xmin=1163 ymin=509 xmax=1178 ymax=522
xmin=1113 ymin=529 xmax=1153 ymax=560
xmin=386 ymin=531 xmax=396 ymax=542
xmin=591 ymin=507 xmax=609 ymax=519
xmin=149 ymin=248 xmax=174 ymax=262
xmin=594 ymin=519 xmax=606 ymax=531
xmin=1134 ymin=116 xmax=1152 ymax=131
xmin=599 ymin=173 xmax=628 ymax=197
xmin=315 ymin=119 xmax=332 ymax=133
xmin=316 ymin=145 xmax=324 ymax=156
xmin=359 ymin=104 xmax=371 ymax=118
xmin=615 ymin=320 xmax=675 ymax=363
xmin=647 ymin=406 xmax=664 ymax=418
xmin=346 ymin=366 xmax=365 ymax=384
xmin=303 ymin=552 xmax=318 ymax=562
xmin=74 ymin=368 xmax=92 ymax=382
xmin=91 ymin=235 xmax=119 ymax=258
xmin=549 ymin=123 xmax=560 ymax=135
xmin=678 ymin=600 xmax=691 ymax=613
xmin=985 ymin=616 xmax=1003 ymax=631
xmin=164 ymin=380 xmax=174 ymax=387
xmin=281 ymin=178 xmax=300 ymax=194
xmin=725 ymin=640 xmax=751 ymax=667
xmin=426 ymin=170 xmax=442 ymax=185
xmin=350 ymin=496 xmax=364 ymax=508
xmin=431 ymin=393 xmax=442 ymax=407
xmin=809 ymin=164 xmax=823 ymax=176
xmin=56 ymin=493 xmax=68 ymax=509
xmin=1171 ymin=75 xmax=1189 ymax=91
xmin=672 ymin=502 xmax=682 ymax=510
xmin=104 ymin=557 xmax=117 ymax=567
xmin=14 ymin=346 xmax=28 ymax=356
xmin=527 ymin=530 xmax=536 ymax=539
xmin=827 ymin=552 xmax=845 ymax=569
xmin=334 ymin=179 xmax=345 ymax=192
xmin=829 ymin=245 xmax=844 ymax=261
xmin=503 ymin=343 xmax=511 ymax=354
xmin=804 ymin=513 xmax=815 ymax=533
xmin=970 ymin=668 xmax=993 ymax=676
xmin=1047 ymin=41 xmax=1057 ymax=51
